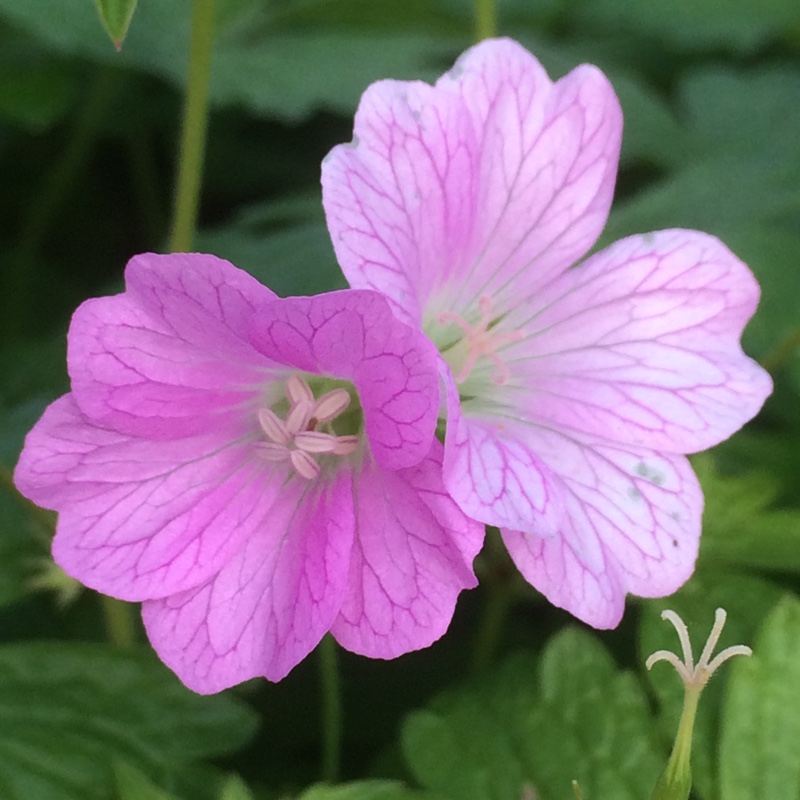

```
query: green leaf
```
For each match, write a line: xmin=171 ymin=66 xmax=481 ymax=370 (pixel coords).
xmin=0 ymin=396 xmax=54 ymax=610
xmin=0 ymin=642 xmax=258 ymax=800
xmin=93 ymin=0 xmax=138 ymax=49
xmin=639 ymin=569 xmax=786 ymax=800
xmin=114 ymin=762 xmax=181 ymax=800
xmin=299 ymin=782 xmax=447 ymax=800
xmin=693 ymin=454 xmax=800 ymax=574
xmin=0 ymin=0 xmax=463 ymax=121
xmin=571 ymin=0 xmax=799 ymax=54
xmin=195 ymin=195 xmax=346 ymax=297
xmin=720 ymin=595 xmax=800 ymax=799
xmin=218 ymin=775 xmax=255 ymax=800
xmin=403 ymin=630 xmax=664 ymax=800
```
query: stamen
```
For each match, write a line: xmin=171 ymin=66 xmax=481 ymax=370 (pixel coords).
xmin=437 ymin=295 xmax=524 ymax=385
xmin=313 ymin=389 xmax=351 ymax=423
xmin=286 ymin=375 xmax=314 ymax=406
xmin=256 ymin=375 xmax=360 ymax=480
xmin=258 ymin=408 xmax=291 ymax=445
xmin=291 ymin=449 xmax=320 ymax=480
xmin=332 ymin=435 xmax=359 ymax=455
xmin=294 ymin=431 xmax=340 ymax=453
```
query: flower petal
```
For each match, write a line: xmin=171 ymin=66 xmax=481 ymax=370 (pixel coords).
xmin=500 ymin=428 xmax=703 ymax=628
xmin=506 ymin=230 xmax=773 ymax=452
xmin=68 ymin=252 xmax=275 ymax=440
xmin=249 ymin=290 xmax=439 ymax=469
xmin=142 ymin=472 xmax=355 ymax=692
xmin=322 ymin=37 xmax=622 ymax=326
xmin=15 ymin=394 xmax=288 ymax=601
xmin=442 ymin=368 xmax=565 ymax=535
xmin=331 ymin=443 xmax=481 ymax=657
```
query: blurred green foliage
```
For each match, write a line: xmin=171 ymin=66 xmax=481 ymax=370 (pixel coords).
xmin=1 ymin=1 xmax=799 ymax=799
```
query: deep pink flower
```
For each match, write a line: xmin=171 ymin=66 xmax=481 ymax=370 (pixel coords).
xmin=14 ymin=253 xmax=482 ymax=692
xmin=322 ymin=38 xmax=772 ymax=627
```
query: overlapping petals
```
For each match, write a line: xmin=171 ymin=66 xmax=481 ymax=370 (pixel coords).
xmin=322 ymin=37 xmax=772 ymax=626
xmin=14 ymin=253 xmax=483 ymax=691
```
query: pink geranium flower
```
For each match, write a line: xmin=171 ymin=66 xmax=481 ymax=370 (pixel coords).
xmin=14 ymin=253 xmax=482 ymax=693
xmin=322 ymin=38 xmax=772 ymax=626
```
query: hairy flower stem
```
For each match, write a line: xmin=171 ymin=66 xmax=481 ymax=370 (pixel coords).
xmin=101 ymin=595 xmax=137 ymax=648
xmin=475 ymin=0 xmax=497 ymax=41
xmin=169 ymin=0 xmax=217 ymax=252
xmin=319 ymin=634 xmax=342 ymax=782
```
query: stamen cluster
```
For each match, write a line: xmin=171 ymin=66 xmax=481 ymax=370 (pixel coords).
xmin=257 ymin=375 xmax=358 ymax=480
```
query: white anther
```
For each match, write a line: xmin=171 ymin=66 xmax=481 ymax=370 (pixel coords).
xmin=313 ymin=389 xmax=351 ymax=423
xmin=285 ymin=401 xmax=312 ymax=435
xmin=290 ymin=449 xmax=321 ymax=480
xmin=286 ymin=375 xmax=314 ymax=406
xmin=332 ymin=436 xmax=359 ymax=455
xmin=258 ymin=408 xmax=291 ymax=445
xmin=294 ymin=431 xmax=340 ymax=454
xmin=257 ymin=443 xmax=292 ymax=461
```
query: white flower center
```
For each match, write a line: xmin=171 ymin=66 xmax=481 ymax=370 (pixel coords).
xmin=256 ymin=375 xmax=359 ymax=480
xmin=437 ymin=295 xmax=524 ymax=385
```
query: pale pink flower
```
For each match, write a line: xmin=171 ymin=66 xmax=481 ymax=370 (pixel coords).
xmin=14 ymin=253 xmax=482 ymax=692
xmin=322 ymin=38 xmax=772 ymax=626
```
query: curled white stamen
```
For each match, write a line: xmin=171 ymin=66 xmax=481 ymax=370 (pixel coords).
xmin=646 ymin=607 xmax=751 ymax=690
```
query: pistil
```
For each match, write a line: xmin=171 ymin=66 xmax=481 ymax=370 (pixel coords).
xmin=438 ymin=295 xmax=524 ymax=385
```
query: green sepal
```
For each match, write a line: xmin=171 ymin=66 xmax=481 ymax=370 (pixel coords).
xmin=92 ymin=0 xmax=138 ymax=49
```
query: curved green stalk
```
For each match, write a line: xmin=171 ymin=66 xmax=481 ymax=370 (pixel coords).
xmin=168 ymin=0 xmax=217 ymax=252
xmin=475 ymin=0 xmax=497 ymax=41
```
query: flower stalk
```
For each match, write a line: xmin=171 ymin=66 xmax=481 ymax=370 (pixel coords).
xmin=647 ymin=608 xmax=751 ymax=800
xmin=169 ymin=0 xmax=217 ymax=252
xmin=475 ymin=0 xmax=496 ymax=41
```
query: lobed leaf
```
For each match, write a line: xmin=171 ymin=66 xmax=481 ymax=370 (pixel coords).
xmin=403 ymin=629 xmax=664 ymax=800
xmin=0 ymin=642 xmax=258 ymax=800
xmin=720 ymin=595 xmax=800 ymax=799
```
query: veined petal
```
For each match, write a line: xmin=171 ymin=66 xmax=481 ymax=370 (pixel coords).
xmin=442 ymin=367 xmax=565 ymax=535
xmin=142 ymin=472 xmax=355 ymax=692
xmin=501 ymin=428 xmax=703 ymax=628
xmin=322 ymin=37 xmax=622 ymax=326
xmin=506 ymin=230 xmax=772 ymax=452
xmin=68 ymin=253 xmax=277 ymax=440
xmin=331 ymin=443 xmax=481 ymax=657
xmin=14 ymin=395 xmax=288 ymax=601
xmin=250 ymin=290 xmax=439 ymax=469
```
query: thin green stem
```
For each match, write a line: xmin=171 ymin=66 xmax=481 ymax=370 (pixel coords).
xmin=471 ymin=576 xmax=515 ymax=675
xmin=101 ymin=595 xmax=137 ymax=649
xmin=318 ymin=634 xmax=342 ymax=783
xmin=475 ymin=0 xmax=497 ymax=41
xmin=5 ymin=69 xmax=116 ymax=339
xmin=168 ymin=0 xmax=217 ymax=253
xmin=651 ymin=688 xmax=699 ymax=800
xmin=760 ymin=326 xmax=800 ymax=373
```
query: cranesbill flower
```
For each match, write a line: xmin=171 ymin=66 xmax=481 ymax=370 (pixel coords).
xmin=14 ymin=253 xmax=482 ymax=693
xmin=321 ymin=38 xmax=772 ymax=627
